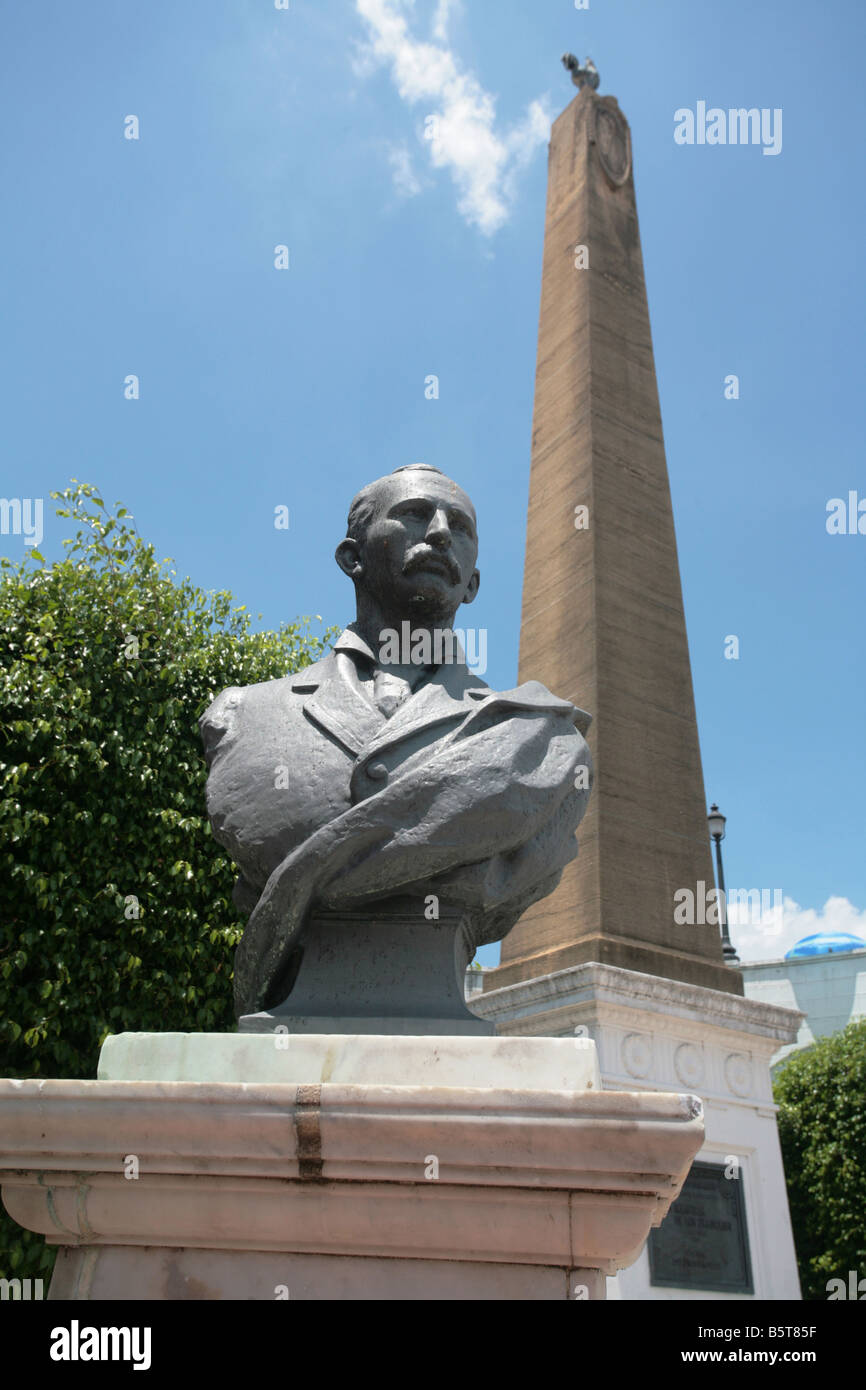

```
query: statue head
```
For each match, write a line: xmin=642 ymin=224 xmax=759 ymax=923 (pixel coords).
xmin=335 ymin=464 xmax=480 ymax=626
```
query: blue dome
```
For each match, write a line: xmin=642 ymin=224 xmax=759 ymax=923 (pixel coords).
xmin=785 ymin=931 xmax=866 ymax=959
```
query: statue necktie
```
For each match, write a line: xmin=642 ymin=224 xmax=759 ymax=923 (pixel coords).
xmin=373 ymin=668 xmax=412 ymax=719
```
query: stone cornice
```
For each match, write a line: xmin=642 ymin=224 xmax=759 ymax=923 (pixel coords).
xmin=0 ymin=1077 xmax=704 ymax=1276
xmin=476 ymin=962 xmax=802 ymax=1044
xmin=740 ymin=948 xmax=866 ymax=973
xmin=0 ymin=1078 xmax=700 ymax=1190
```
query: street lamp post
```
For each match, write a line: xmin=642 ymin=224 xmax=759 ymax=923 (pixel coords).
xmin=708 ymin=803 xmax=740 ymax=965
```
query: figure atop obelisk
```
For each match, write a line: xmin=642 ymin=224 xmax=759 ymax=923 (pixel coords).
xmin=489 ymin=62 xmax=742 ymax=996
xmin=562 ymin=53 xmax=599 ymax=92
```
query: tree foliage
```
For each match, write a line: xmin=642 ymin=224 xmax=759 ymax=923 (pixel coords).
xmin=774 ymin=1018 xmax=866 ymax=1300
xmin=0 ymin=483 xmax=335 ymax=1278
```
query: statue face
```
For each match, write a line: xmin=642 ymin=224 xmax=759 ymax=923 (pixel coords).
xmin=341 ymin=471 xmax=480 ymax=621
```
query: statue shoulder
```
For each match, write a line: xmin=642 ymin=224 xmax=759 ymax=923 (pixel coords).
xmin=493 ymin=679 xmax=593 ymax=736
xmin=199 ymin=662 xmax=318 ymax=763
xmin=199 ymin=685 xmax=246 ymax=763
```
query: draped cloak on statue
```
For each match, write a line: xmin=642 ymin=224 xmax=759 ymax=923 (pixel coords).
xmin=200 ymin=627 xmax=592 ymax=1018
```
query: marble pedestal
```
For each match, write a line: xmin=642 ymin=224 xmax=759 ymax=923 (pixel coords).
xmin=0 ymin=1034 xmax=704 ymax=1301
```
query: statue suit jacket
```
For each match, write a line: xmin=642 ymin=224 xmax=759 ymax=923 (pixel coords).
xmin=200 ymin=627 xmax=592 ymax=1014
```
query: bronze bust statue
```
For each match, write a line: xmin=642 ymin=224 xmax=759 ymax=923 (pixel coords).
xmin=201 ymin=465 xmax=592 ymax=1032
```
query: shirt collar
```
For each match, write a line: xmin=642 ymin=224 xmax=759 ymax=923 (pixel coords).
xmin=333 ymin=622 xmax=468 ymax=675
xmin=333 ymin=624 xmax=378 ymax=664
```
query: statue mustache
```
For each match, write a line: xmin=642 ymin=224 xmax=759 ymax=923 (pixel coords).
xmin=402 ymin=547 xmax=460 ymax=582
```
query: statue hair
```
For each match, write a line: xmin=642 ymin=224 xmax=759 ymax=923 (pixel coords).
xmin=346 ymin=464 xmax=448 ymax=544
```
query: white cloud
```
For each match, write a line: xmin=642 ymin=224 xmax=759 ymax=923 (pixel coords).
xmin=431 ymin=0 xmax=459 ymax=43
xmin=355 ymin=0 xmax=551 ymax=235
xmin=730 ymin=894 xmax=866 ymax=963
xmin=387 ymin=142 xmax=422 ymax=197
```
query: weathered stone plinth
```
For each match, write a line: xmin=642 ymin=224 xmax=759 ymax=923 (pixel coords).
xmin=0 ymin=1034 xmax=703 ymax=1300
xmin=240 ymin=903 xmax=493 ymax=1036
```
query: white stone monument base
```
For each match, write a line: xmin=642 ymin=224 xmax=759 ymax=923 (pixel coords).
xmin=472 ymin=963 xmax=803 ymax=1300
xmin=0 ymin=1034 xmax=704 ymax=1301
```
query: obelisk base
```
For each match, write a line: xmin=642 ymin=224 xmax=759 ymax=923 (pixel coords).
xmin=0 ymin=1034 xmax=703 ymax=1301
xmin=473 ymin=962 xmax=803 ymax=1299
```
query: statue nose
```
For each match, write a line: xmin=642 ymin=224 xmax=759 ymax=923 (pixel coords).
xmin=427 ymin=509 xmax=450 ymax=542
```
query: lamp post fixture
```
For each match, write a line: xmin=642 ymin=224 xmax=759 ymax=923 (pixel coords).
xmin=708 ymin=803 xmax=740 ymax=965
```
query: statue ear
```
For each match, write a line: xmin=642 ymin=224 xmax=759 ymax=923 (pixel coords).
xmin=335 ymin=539 xmax=363 ymax=580
xmin=462 ymin=569 xmax=480 ymax=605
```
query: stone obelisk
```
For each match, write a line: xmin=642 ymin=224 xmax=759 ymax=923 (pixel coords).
xmin=489 ymin=75 xmax=741 ymax=996
xmin=474 ymin=68 xmax=803 ymax=1305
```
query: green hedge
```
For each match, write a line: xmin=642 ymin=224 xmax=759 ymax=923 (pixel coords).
xmin=0 ymin=483 xmax=335 ymax=1280
xmin=774 ymin=1017 xmax=866 ymax=1300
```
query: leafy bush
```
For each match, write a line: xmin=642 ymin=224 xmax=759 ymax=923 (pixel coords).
xmin=0 ymin=483 xmax=335 ymax=1279
xmin=774 ymin=1018 xmax=866 ymax=1300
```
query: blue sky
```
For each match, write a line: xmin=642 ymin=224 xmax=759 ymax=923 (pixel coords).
xmin=1 ymin=1 xmax=864 ymax=965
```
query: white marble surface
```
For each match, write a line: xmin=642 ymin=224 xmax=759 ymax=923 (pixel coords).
xmin=0 ymin=1074 xmax=703 ymax=1299
xmin=97 ymin=1030 xmax=602 ymax=1091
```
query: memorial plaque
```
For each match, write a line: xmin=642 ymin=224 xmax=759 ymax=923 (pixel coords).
xmin=648 ymin=1161 xmax=754 ymax=1293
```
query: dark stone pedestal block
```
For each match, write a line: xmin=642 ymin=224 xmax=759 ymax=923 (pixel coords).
xmin=239 ymin=900 xmax=494 ymax=1035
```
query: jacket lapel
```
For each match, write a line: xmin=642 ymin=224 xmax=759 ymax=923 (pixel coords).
xmin=290 ymin=649 xmax=590 ymax=762
xmin=359 ymin=662 xmax=487 ymax=761
xmin=292 ymin=652 xmax=384 ymax=756
xmin=291 ymin=651 xmax=487 ymax=761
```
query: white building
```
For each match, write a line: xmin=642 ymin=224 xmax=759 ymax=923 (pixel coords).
xmin=740 ymin=931 xmax=866 ymax=1069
